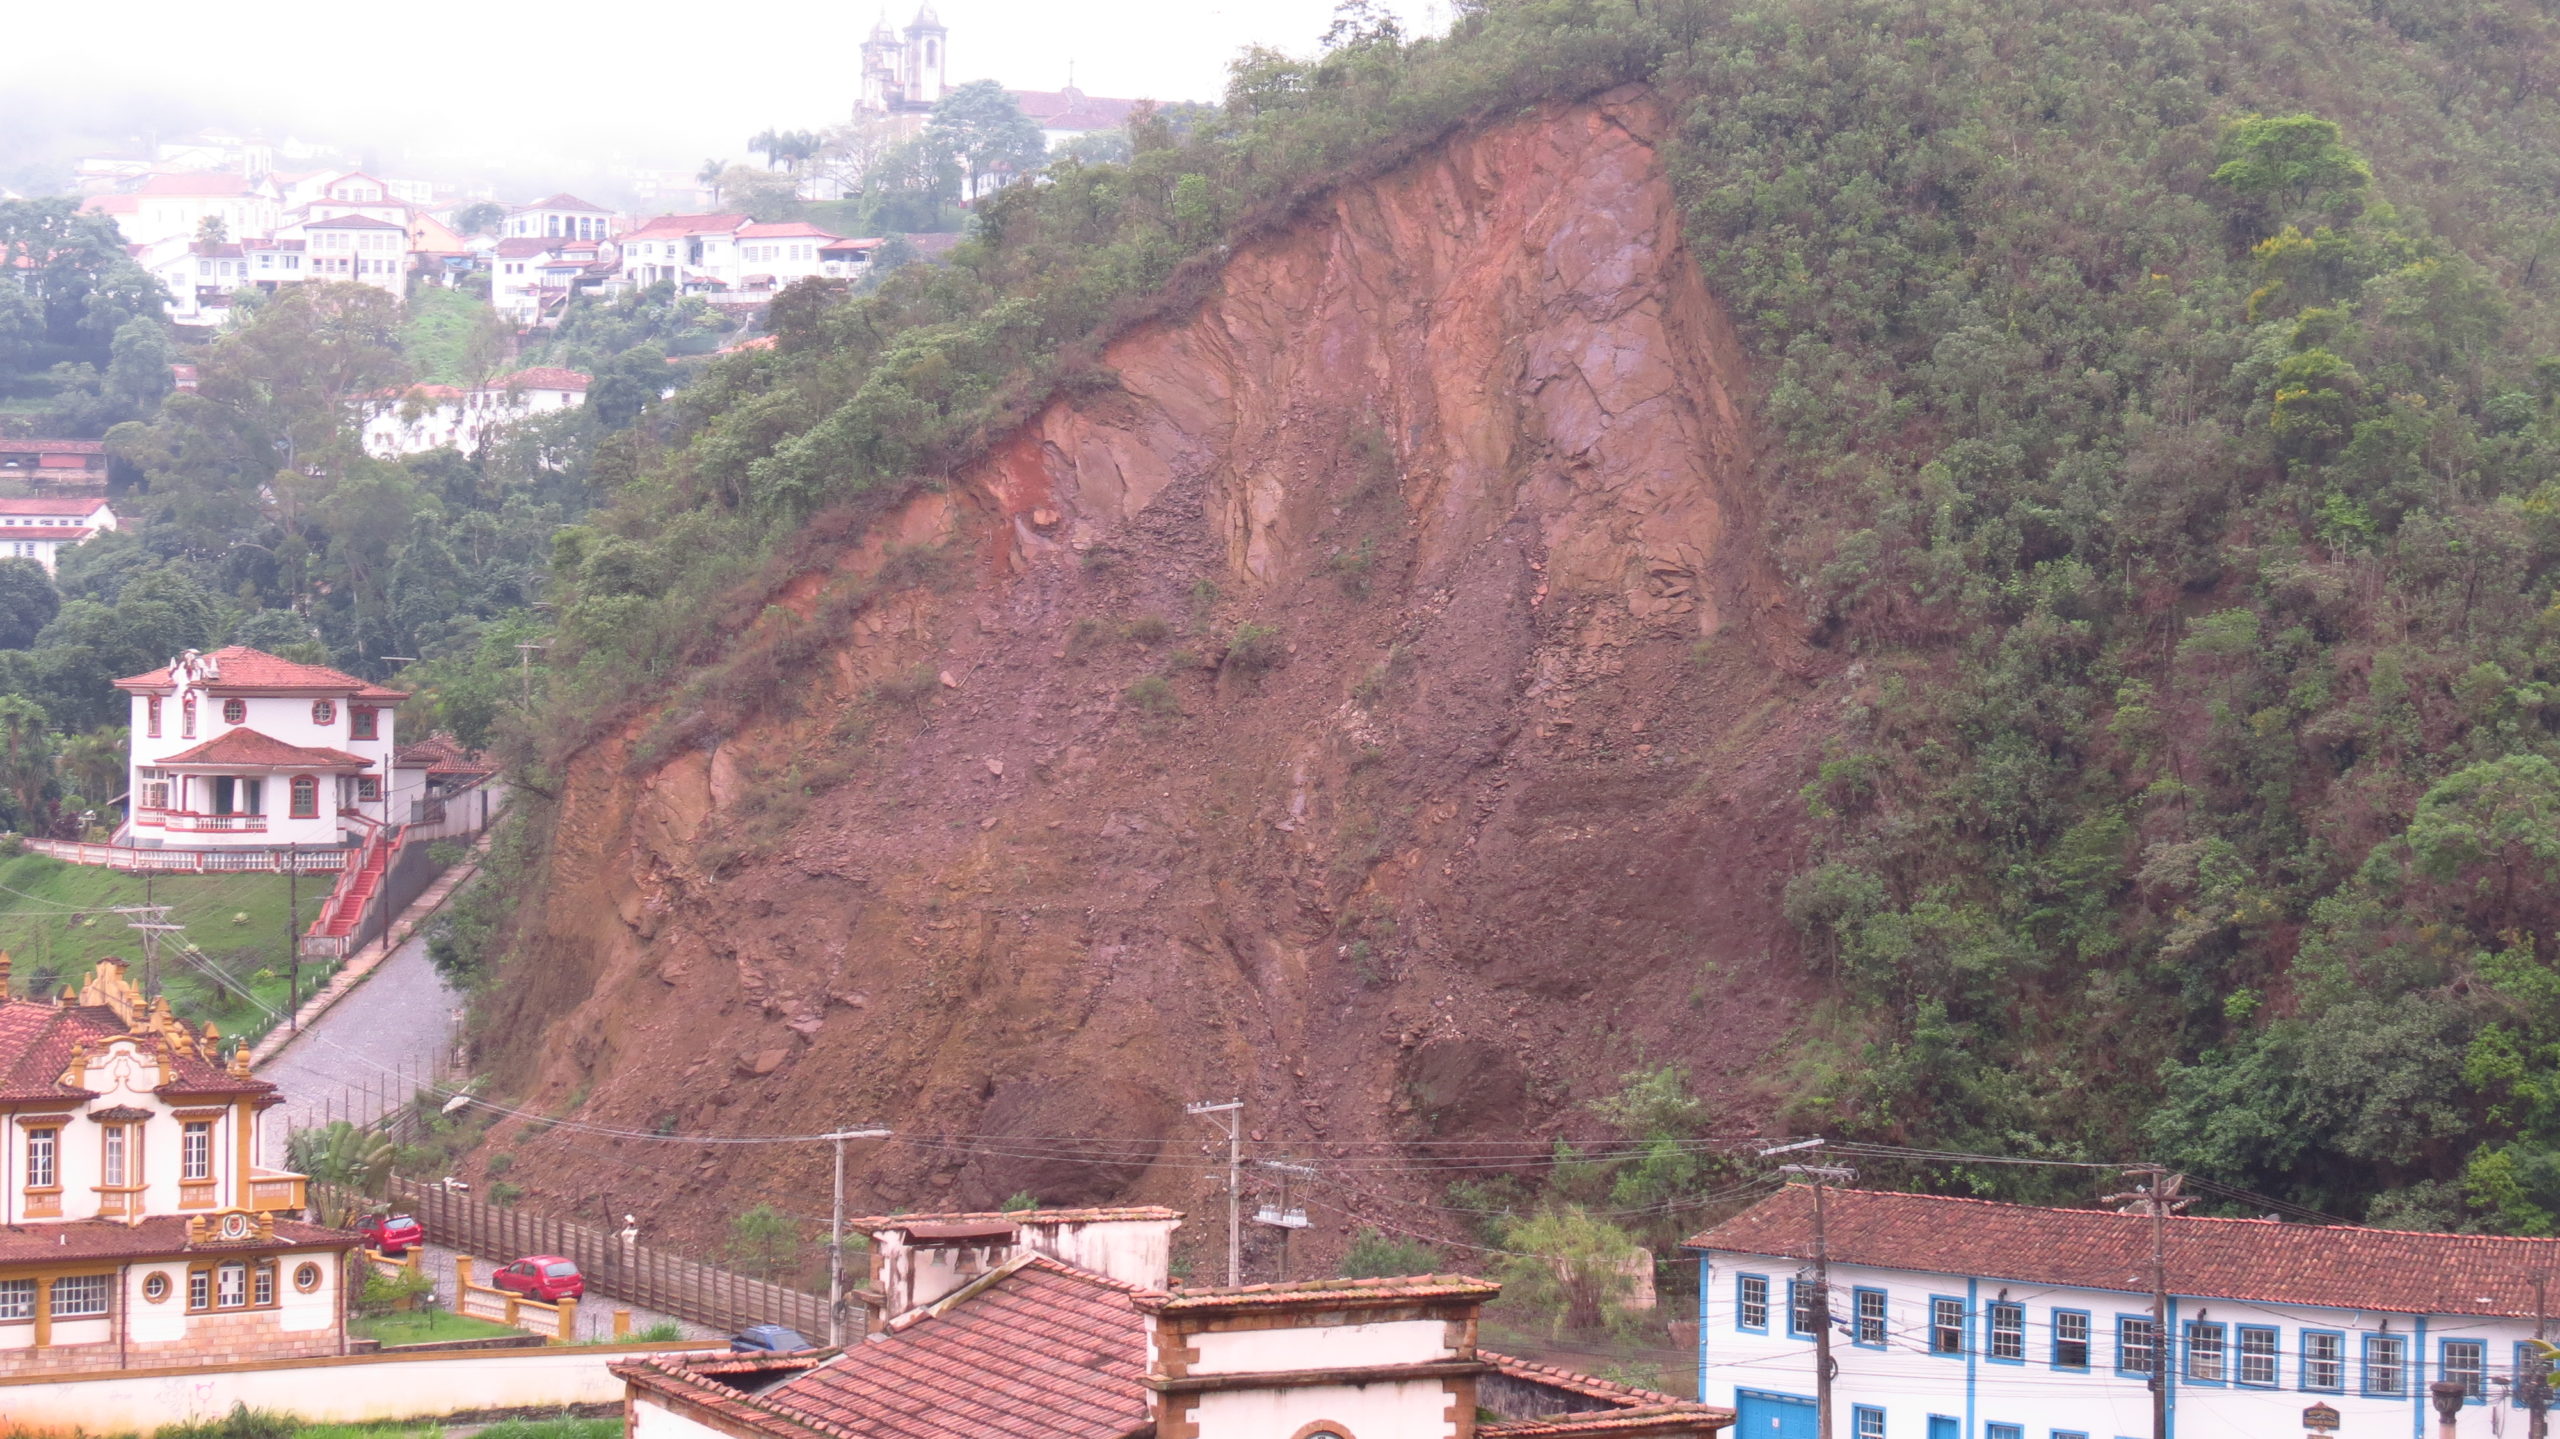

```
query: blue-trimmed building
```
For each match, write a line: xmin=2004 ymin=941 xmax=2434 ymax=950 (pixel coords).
xmin=1685 ymin=1185 xmax=2559 ymax=1438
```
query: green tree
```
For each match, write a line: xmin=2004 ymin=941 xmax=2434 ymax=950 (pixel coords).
xmin=0 ymin=560 xmax=60 ymax=650
xmin=2212 ymin=113 xmax=2373 ymax=226
xmin=1494 ymin=1207 xmax=1641 ymax=1335
xmin=923 ymin=81 xmax=1047 ymax=198
xmin=0 ymin=696 xmax=54 ymax=833
xmin=452 ymin=202 xmax=508 ymax=236
xmin=727 ymin=1203 xmax=799 ymax=1280
xmin=1338 ymin=1228 xmax=1439 ymax=1278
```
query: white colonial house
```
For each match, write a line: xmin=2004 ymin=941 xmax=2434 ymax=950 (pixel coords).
xmin=116 ymin=647 xmax=406 ymax=848
xmin=358 ymin=367 xmax=590 ymax=457
xmin=0 ymin=956 xmax=349 ymax=1375
xmin=289 ymin=214 xmax=407 ymax=295
xmin=1691 ymin=1184 xmax=2560 ymax=1439
xmin=111 ymin=172 xmax=283 ymax=248
xmin=490 ymin=236 xmax=612 ymax=325
xmin=614 ymin=1205 xmax=1734 ymax=1439
xmin=615 ymin=212 xmax=750 ymax=292
xmin=0 ymin=497 xmax=117 ymax=575
xmin=504 ymin=193 xmax=618 ymax=243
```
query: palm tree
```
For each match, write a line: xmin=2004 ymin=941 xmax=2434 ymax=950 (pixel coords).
xmin=698 ymin=158 xmax=727 ymax=203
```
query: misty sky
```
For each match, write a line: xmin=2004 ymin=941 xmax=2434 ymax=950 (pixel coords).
xmin=6 ymin=0 xmax=1446 ymax=190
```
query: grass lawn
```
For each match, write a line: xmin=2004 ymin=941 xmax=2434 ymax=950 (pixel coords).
xmin=402 ymin=286 xmax=491 ymax=386
xmin=350 ymin=1305 xmax=525 ymax=1347
xmin=0 ymin=850 xmax=333 ymax=1046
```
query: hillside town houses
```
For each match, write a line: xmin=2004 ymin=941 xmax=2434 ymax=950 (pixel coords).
xmin=359 ymin=367 xmax=591 ymax=457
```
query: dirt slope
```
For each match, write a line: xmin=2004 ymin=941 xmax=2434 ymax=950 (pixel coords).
xmin=476 ymin=86 xmax=1833 ymax=1260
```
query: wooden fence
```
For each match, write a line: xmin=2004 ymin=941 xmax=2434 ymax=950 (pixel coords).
xmin=380 ymin=1176 xmax=835 ymax=1340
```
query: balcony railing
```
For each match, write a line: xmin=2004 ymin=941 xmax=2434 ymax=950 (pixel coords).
xmin=155 ymin=811 xmax=269 ymax=833
xmin=246 ymin=1168 xmax=308 ymax=1214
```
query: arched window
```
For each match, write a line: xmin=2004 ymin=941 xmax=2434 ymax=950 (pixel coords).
xmin=181 ymin=694 xmax=196 ymax=738
xmin=221 ymin=699 xmax=245 ymax=725
xmin=311 ymin=700 xmax=337 ymax=726
xmin=289 ymin=775 xmax=318 ymax=818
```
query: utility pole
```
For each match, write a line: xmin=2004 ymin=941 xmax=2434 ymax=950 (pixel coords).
xmin=2107 ymin=1165 xmax=2185 ymax=1439
xmin=822 ymin=1127 xmax=891 ymax=1347
xmin=124 ymin=905 xmax=179 ymax=1000
xmin=1254 ymin=1160 xmax=1315 ymax=1282
xmin=1187 ymin=1100 xmax=1244 ymax=1286
xmin=1771 ymin=1144 xmax=1855 ymax=1439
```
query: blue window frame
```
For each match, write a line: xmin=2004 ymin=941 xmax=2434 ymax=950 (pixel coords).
xmin=2116 ymin=1314 xmax=2159 ymax=1377
xmin=2520 ymin=1342 xmax=2557 ymax=1409
xmin=1735 ymin=1273 xmax=1768 ymax=1333
xmin=1987 ymin=1425 xmax=2024 ymax=1439
xmin=2236 ymin=1324 xmax=2279 ymax=1387
xmin=1929 ymin=1295 xmax=1967 ymax=1356
xmin=1853 ymin=1406 xmax=1885 ymax=1439
xmin=2054 ymin=1432 xmax=2090 ymax=1439
xmin=2363 ymin=1333 xmax=2409 ymax=1397
xmin=2051 ymin=1309 xmax=2091 ymax=1371
xmin=2301 ymin=1329 xmax=2345 ymax=1391
xmin=1788 ymin=1279 xmax=1817 ymax=1338
xmin=1987 ymin=1300 xmax=2026 ymax=1363
xmin=1853 ymin=1287 xmax=1888 ymax=1349
xmin=2183 ymin=1320 xmax=2229 ymax=1385
xmin=2442 ymin=1338 xmax=2486 ymax=1403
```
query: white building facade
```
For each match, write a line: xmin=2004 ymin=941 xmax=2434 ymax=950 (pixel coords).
xmin=0 ymin=497 xmax=117 ymax=575
xmin=292 ymin=214 xmax=407 ymax=295
xmin=358 ymin=368 xmax=590 ymax=457
xmin=1691 ymin=1185 xmax=2560 ymax=1439
xmin=116 ymin=646 xmax=405 ymax=848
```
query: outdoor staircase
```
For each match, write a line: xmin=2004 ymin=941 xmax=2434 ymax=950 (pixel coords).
xmin=305 ymin=827 xmax=401 ymax=952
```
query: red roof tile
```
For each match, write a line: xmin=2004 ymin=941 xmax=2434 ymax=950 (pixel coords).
xmin=624 ymin=212 xmax=749 ymax=240
xmin=515 ymin=193 xmax=612 ymax=214
xmin=496 ymin=367 xmax=590 ymax=392
xmin=846 ymin=1205 xmax=1179 ymax=1232
xmin=0 ymin=497 xmax=112 ymax=515
xmin=114 ymin=646 xmax=408 ymax=700
xmin=0 ymin=994 xmax=273 ymax=1104
xmin=1688 ymin=1185 xmax=2560 ymax=1320
xmin=135 ymin=173 xmax=263 ymax=198
xmin=738 ymin=221 xmax=845 ymax=240
xmin=1132 ymin=1272 xmax=1500 ymax=1315
xmin=156 ymin=727 xmax=374 ymax=771
xmin=303 ymin=214 xmax=405 ymax=231
xmin=0 ymin=1215 xmax=352 ymax=1265
xmin=1481 ymin=1405 xmax=1733 ymax=1437
xmin=0 ymin=442 xmax=106 ymax=458
xmin=1008 ymin=89 xmax=1144 ymax=133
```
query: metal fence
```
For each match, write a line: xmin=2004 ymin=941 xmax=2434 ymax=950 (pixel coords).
xmin=371 ymin=1177 xmax=834 ymax=1340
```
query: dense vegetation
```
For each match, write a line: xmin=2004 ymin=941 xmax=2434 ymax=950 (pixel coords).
xmin=457 ymin=0 xmax=2560 ymax=1234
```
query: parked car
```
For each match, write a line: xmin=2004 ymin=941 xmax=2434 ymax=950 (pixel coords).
xmin=732 ymin=1324 xmax=814 ymax=1353
xmin=356 ymin=1213 xmax=423 ymax=1256
xmin=490 ymin=1255 xmax=585 ymax=1302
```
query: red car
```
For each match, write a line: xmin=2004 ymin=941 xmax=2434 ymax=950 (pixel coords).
xmin=490 ymin=1255 xmax=584 ymax=1302
xmin=356 ymin=1213 xmax=423 ymax=1256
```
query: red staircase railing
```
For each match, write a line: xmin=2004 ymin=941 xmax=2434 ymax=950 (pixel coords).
xmin=300 ymin=824 xmax=402 ymax=958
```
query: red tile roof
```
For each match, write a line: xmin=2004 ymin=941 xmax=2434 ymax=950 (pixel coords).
xmin=846 ymin=1205 xmax=1180 ymax=1232
xmin=516 ymin=193 xmax=612 ymax=214
xmin=1132 ymin=1273 xmax=1501 ymax=1315
xmin=618 ymin=1256 xmax=1153 ymax=1439
xmin=496 ymin=367 xmax=590 ymax=392
xmin=0 ymin=496 xmax=113 ymax=514
xmin=304 ymin=214 xmax=405 ymax=231
xmin=0 ymin=527 xmax=97 ymax=542
xmin=738 ymin=221 xmax=845 ymax=240
xmin=115 ymin=646 xmax=408 ymax=700
xmin=624 ymin=212 xmax=749 ymax=240
xmin=135 ymin=173 xmax=263 ymax=198
xmin=1008 ymin=88 xmax=1144 ymax=133
xmin=1482 ymin=1406 xmax=1734 ymax=1437
xmin=0 ymin=994 xmax=273 ymax=1104
xmin=1688 ymin=1185 xmax=2560 ymax=1320
xmin=156 ymin=727 xmax=375 ymax=771
xmin=83 ymin=195 xmax=139 ymax=215
xmin=0 ymin=443 xmax=106 ymax=458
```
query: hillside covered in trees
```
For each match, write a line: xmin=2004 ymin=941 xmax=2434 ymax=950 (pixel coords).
xmin=412 ymin=0 xmax=2560 ymax=1246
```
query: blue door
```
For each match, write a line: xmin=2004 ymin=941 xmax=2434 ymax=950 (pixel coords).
xmin=1734 ymin=1390 xmax=1817 ymax=1439
xmin=1928 ymin=1419 xmax=1960 ymax=1439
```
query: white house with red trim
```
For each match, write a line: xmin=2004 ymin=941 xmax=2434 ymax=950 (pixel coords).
xmin=732 ymin=221 xmax=851 ymax=290
xmin=615 ymin=212 xmax=750 ymax=292
xmin=1690 ymin=1184 xmax=2560 ymax=1439
xmin=288 ymin=214 xmax=407 ymax=296
xmin=0 ymin=498 xmax=117 ymax=575
xmin=115 ymin=647 xmax=405 ymax=848
xmin=357 ymin=368 xmax=590 ymax=457
xmin=504 ymin=193 xmax=618 ymax=242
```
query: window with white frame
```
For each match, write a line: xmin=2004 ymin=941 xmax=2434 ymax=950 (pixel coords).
xmin=25 ymin=1125 xmax=55 ymax=1189
xmin=2120 ymin=1316 xmax=2158 ymax=1375
xmin=1736 ymin=1274 xmax=1768 ymax=1331
xmin=1990 ymin=1301 xmax=2025 ymax=1360
xmin=0 ymin=1278 xmax=31 ymax=1320
xmin=2054 ymin=1310 xmax=2090 ymax=1369
xmin=1789 ymin=1281 xmax=1816 ymax=1338
xmin=1931 ymin=1297 xmax=1965 ymax=1354
xmin=2304 ymin=1330 xmax=2344 ymax=1391
xmin=1856 ymin=1289 xmax=1887 ymax=1346
xmin=2237 ymin=1325 xmax=2278 ymax=1386
xmin=1852 ymin=1408 xmax=1883 ymax=1439
xmin=2366 ymin=1334 xmax=2407 ymax=1395
xmin=2185 ymin=1322 xmax=2226 ymax=1382
xmin=51 ymin=1273 xmax=108 ymax=1317
xmin=182 ymin=1120 xmax=212 ymax=1181
xmin=215 ymin=1261 xmax=245 ymax=1308
xmin=2444 ymin=1340 xmax=2485 ymax=1399
xmin=101 ymin=1124 xmax=128 ymax=1187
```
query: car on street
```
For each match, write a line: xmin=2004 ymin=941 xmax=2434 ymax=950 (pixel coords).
xmin=490 ymin=1255 xmax=585 ymax=1302
xmin=732 ymin=1323 xmax=815 ymax=1352
xmin=356 ymin=1213 xmax=424 ymax=1255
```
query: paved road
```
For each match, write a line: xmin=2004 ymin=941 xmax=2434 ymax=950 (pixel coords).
xmin=412 ymin=1242 xmax=721 ymax=1343
xmin=257 ymin=928 xmax=462 ymax=1169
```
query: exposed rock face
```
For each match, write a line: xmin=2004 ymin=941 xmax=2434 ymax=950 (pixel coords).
xmin=479 ymin=86 xmax=1828 ymax=1258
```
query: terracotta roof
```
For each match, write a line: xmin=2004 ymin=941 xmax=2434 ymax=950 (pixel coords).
xmin=515 ymin=193 xmax=612 ymax=213
xmin=0 ymin=1215 xmax=352 ymax=1265
xmin=394 ymin=731 xmax=496 ymax=774
xmin=0 ymin=527 xmax=96 ymax=542
xmin=624 ymin=211 xmax=748 ymax=240
xmin=83 ymin=195 xmax=139 ymax=215
xmin=0 ymin=496 xmax=112 ymax=513
xmin=303 ymin=214 xmax=405 ymax=231
xmin=0 ymin=992 xmax=273 ymax=1104
xmin=767 ymin=1256 xmax=1150 ymax=1438
xmin=820 ymin=238 xmax=887 ymax=254
xmin=1483 ymin=1351 xmax=1695 ymax=1409
xmin=1481 ymin=1405 xmax=1734 ymax=1437
xmin=114 ymin=646 xmax=408 ymax=700
xmin=156 ymin=727 xmax=374 ymax=771
xmin=1688 ymin=1185 xmax=2560 ymax=1320
xmin=496 ymin=367 xmax=589 ymax=392
xmin=1132 ymin=1273 xmax=1501 ymax=1315
xmin=0 ymin=443 xmax=106 ymax=458
xmin=738 ymin=221 xmax=844 ymax=240
xmin=846 ymin=1205 xmax=1180 ymax=1232
xmin=1008 ymin=88 xmax=1144 ymax=133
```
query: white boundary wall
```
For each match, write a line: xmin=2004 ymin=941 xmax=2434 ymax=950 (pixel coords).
xmin=0 ymin=1340 xmax=725 ymax=1430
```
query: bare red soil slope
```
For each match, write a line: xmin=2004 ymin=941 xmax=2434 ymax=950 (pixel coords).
xmin=476 ymin=87 xmax=1831 ymax=1257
